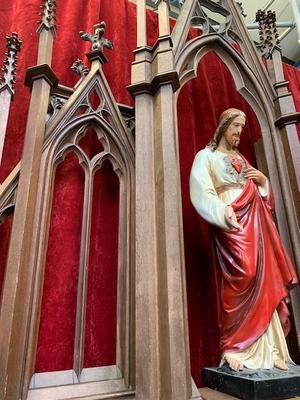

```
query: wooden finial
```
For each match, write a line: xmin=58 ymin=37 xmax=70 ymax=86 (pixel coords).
xmin=155 ymin=0 xmax=171 ymax=37
xmin=71 ymin=59 xmax=89 ymax=77
xmin=79 ymin=21 xmax=114 ymax=52
xmin=38 ymin=0 xmax=57 ymax=34
xmin=0 ymin=32 xmax=22 ymax=94
xmin=256 ymin=9 xmax=280 ymax=58
xmin=136 ymin=0 xmax=147 ymax=47
xmin=154 ymin=0 xmax=171 ymax=9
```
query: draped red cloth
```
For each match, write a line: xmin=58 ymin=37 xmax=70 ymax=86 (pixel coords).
xmin=212 ymin=178 xmax=298 ymax=353
xmin=0 ymin=0 xmax=300 ymax=388
xmin=283 ymin=63 xmax=300 ymax=139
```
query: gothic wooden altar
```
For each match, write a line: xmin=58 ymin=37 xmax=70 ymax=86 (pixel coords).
xmin=0 ymin=1 xmax=299 ymax=399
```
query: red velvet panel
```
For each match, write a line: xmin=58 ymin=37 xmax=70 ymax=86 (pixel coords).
xmin=35 ymin=153 xmax=85 ymax=372
xmin=0 ymin=213 xmax=13 ymax=302
xmin=78 ymin=129 xmax=104 ymax=159
xmin=283 ymin=63 xmax=300 ymax=139
xmin=84 ymin=162 xmax=119 ymax=368
xmin=178 ymin=55 xmax=260 ymax=386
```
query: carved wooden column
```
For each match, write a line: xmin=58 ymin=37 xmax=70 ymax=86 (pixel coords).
xmin=256 ymin=9 xmax=300 ymax=227
xmin=0 ymin=2 xmax=58 ymax=399
xmin=129 ymin=1 xmax=200 ymax=399
xmin=0 ymin=33 xmax=22 ymax=166
xmin=255 ymin=9 xmax=300 ymax=350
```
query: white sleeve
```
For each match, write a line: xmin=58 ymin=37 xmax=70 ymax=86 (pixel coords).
xmin=190 ymin=150 xmax=228 ymax=229
xmin=257 ymin=179 xmax=269 ymax=198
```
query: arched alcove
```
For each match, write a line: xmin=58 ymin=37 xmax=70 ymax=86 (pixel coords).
xmin=27 ymin=107 xmax=135 ymax=394
xmin=176 ymin=35 xmax=275 ymax=139
xmin=35 ymin=151 xmax=85 ymax=373
xmin=176 ymin=47 xmax=299 ymax=386
xmin=84 ymin=159 xmax=120 ymax=368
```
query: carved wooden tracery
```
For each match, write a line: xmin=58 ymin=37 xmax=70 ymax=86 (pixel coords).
xmin=24 ymin=58 xmax=135 ymax=398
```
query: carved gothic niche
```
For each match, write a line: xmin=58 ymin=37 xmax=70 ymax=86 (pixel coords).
xmin=172 ymin=0 xmax=300 ymax=373
xmin=25 ymin=51 xmax=135 ymax=400
xmin=172 ymin=0 xmax=279 ymax=169
xmin=172 ymin=0 xmax=298 ymax=249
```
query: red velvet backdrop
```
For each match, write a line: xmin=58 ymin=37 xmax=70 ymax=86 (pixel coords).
xmin=35 ymin=154 xmax=85 ymax=372
xmin=0 ymin=0 xmax=299 ymax=387
xmin=283 ymin=63 xmax=300 ymax=139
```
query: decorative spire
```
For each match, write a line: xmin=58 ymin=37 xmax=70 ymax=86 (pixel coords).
xmin=154 ymin=0 xmax=171 ymax=10
xmin=79 ymin=21 xmax=113 ymax=52
xmin=155 ymin=0 xmax=171 ymax=36
xmin=0 ymin=32 xmax=22 ymax=94
xmin=256 ymin=9 xmax=280 ymax=58
xmin=38 ymin=0 xmax=57 ymax=33
xmin=71 ymin=59 xmax=89 ymax=77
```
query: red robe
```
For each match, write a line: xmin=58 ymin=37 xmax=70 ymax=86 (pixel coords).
xmin=213 ymin=179 xmax=298 ymax=354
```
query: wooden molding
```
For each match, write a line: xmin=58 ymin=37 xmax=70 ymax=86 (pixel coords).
xmin=275 ymin=112 xmax=300 ymax=129
xmin=151 ymin=70 xmax=180 ymax=93
xmin=128 ymin=69 xmax=180 ymax=96
xmin=25 ymin=64 xmax=59 ymax=89
xmin=86 ymin=49 xmax=108 ymax=64
xmin=128 ymin=36 xmax=179 ymax=96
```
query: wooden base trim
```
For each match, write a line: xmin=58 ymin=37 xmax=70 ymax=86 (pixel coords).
xmin=27 ymin=378 xmax=131 ymax=400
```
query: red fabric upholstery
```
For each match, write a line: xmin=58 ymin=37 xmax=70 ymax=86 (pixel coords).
xmin=35 ymin=153 xmax=85 ymax=372
xmin=283 ymin=63 xmax=300 ymax=139
xmin=84 ymin=162 xmax=119 ymax=368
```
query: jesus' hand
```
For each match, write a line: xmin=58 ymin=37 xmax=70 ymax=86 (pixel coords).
xmin=244 ymin=167 xmax=267 ymax=187
xmin=224 ymin=206 xmax=243 ymax=231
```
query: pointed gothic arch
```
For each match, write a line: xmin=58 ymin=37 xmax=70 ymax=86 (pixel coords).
xmin=175 ymin=32 xmax=299 ymax=268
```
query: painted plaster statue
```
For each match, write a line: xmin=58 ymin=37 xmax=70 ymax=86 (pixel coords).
xmin=190 ymin=108 xmax=298 ymax=372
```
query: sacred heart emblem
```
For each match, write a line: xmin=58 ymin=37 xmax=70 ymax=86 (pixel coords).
xmin=230 ymin=157 xmax=243 ymax=174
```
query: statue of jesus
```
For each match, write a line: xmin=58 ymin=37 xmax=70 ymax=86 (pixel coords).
xmin=190 ymin=108 xmax=298 ymax=371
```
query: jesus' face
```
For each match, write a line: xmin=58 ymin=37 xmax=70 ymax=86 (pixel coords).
xmin=223 ymin=115 xmax=246 ymax=150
